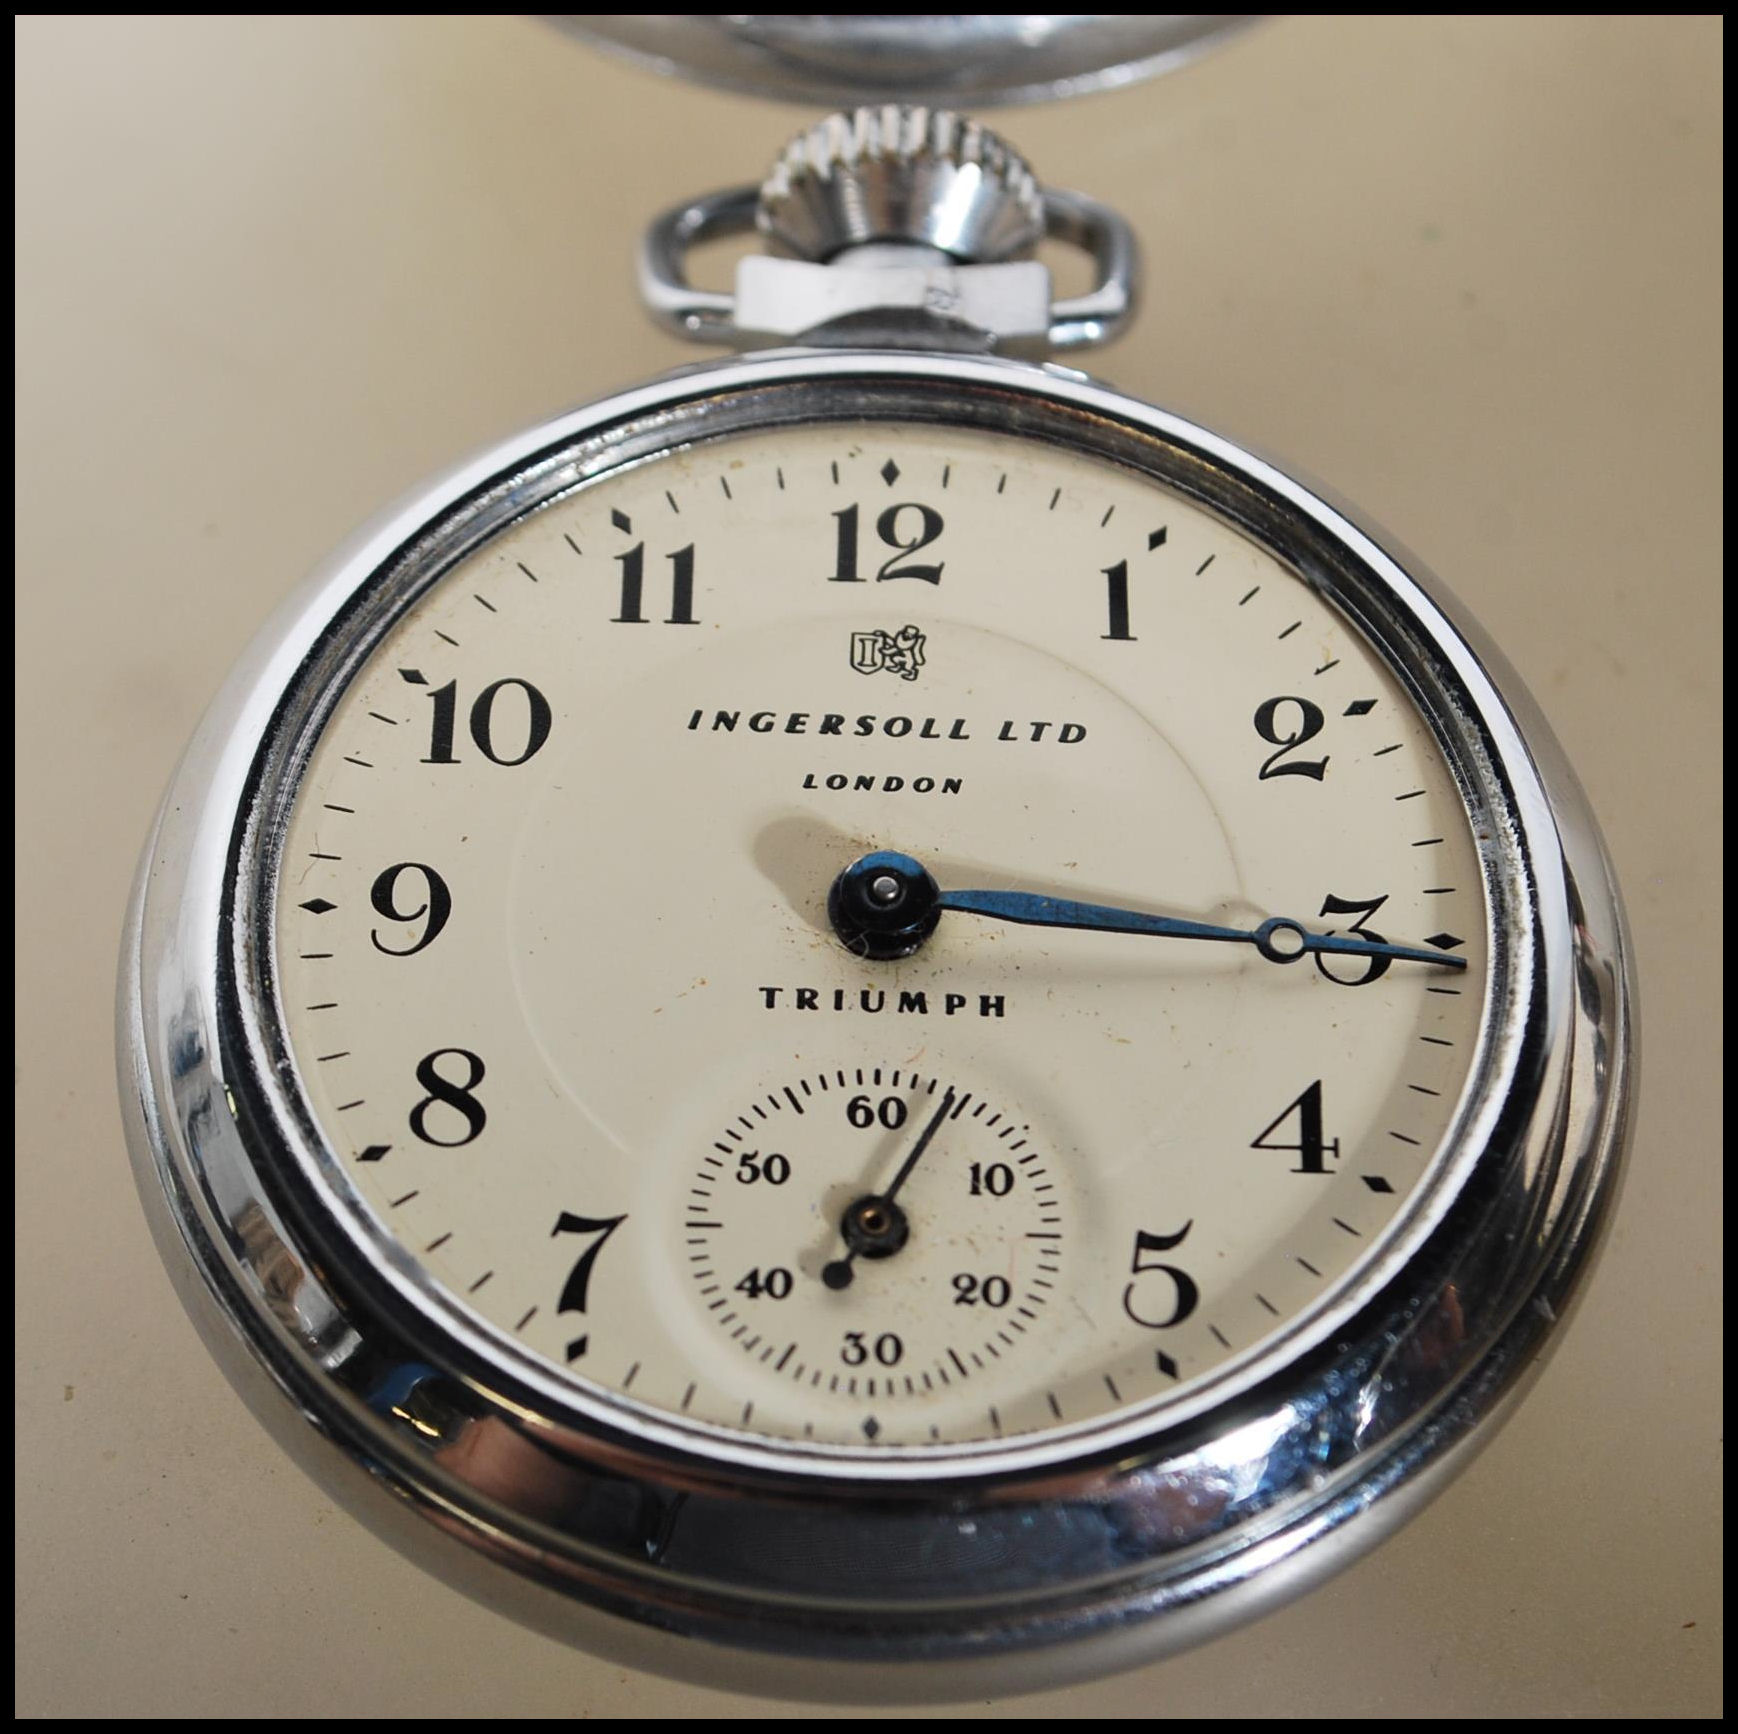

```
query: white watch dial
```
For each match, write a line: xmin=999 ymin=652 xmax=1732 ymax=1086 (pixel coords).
xmin=274 ymin=419 xmax=1485 ymax=1453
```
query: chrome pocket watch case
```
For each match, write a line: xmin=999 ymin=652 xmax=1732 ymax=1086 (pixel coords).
xmin=118 ymin=17 xmax=1636 ymax=1703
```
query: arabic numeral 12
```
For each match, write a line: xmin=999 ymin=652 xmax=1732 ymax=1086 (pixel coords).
xmin=828 ymin=503 xmax=945 ymax=583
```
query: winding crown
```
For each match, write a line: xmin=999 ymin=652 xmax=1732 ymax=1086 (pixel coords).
xmin=757 ymin=105 xmax=1045 ymax=264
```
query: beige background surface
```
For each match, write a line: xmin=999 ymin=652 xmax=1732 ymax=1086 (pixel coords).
xmin=15 ymin=15 xmax=1721 ymax=1719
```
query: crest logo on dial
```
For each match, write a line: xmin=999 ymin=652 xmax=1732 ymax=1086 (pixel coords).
xmin=850 ymin=624 xmax=927 ymax=681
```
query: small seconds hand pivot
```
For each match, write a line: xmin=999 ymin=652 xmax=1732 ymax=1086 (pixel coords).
xmin=822 ymin=1087 xmax=956 ymax=1291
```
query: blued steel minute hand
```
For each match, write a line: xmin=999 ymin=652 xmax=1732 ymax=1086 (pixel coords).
xmin=934 ymin=888 xmax=1467 ymax=971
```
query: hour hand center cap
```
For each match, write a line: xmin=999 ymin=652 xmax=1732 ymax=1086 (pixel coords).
xmin=828 ymin=851 xmax=941 ymax=959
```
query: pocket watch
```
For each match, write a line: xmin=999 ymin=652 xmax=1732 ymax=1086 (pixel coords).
xmin=119 ymin=18 xmax=1632 ymax=1703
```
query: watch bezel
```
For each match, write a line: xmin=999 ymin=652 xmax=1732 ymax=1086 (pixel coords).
xmin=119 ymin=348 xmax=1631 ymax=1695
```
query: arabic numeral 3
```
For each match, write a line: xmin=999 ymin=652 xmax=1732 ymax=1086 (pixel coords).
xmin=1315 ymin=893 xmax=1393 ymax=986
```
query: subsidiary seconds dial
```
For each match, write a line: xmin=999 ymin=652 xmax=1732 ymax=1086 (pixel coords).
xmin=686 ymin=1069 xmax=1064 ymax=1443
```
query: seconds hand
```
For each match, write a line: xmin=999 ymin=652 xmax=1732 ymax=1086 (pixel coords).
xmin=821 ymin=1087 xmax=957 ymax=1292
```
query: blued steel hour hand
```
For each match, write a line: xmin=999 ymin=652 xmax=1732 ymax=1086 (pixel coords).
xmin=828 ymin=850 xmax=1467 ymax=970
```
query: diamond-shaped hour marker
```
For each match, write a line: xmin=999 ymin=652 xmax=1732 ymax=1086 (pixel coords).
xmin=299 ymin=898 xmax=337 ymax=914
xmin=611 ymin=508 xmax=632 ymax=533
xmin=398 ymin=667 xmax=426 ymax=685
xmin=1155 ymin=1351 xmax=1179 ymax=1380
xmin=862 ymin=1417 xmax=880 ymax=1440
xmin=879 ymin=459 xmax=899 ymax=486
xmin=1425 ymin=933 xmax=1465 ymax=951
xmin=1148 ymin=526 xmax=1168 ymax=550
xmin=1361 ymin=1175 xmax=1395 ymax=1194
xmin=1344 ymin=698 xmax=1378 ymax=716
xmin=356 ymin=1143 xmax=391 ymax=1163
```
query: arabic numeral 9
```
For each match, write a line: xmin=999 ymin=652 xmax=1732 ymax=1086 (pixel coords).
xmin=369 ymin=862 xmax=452 ymax=956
